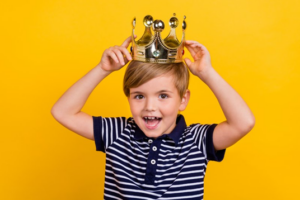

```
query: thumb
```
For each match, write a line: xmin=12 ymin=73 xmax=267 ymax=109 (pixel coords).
xmin=184 ymin=58 xmax=193 ymax=68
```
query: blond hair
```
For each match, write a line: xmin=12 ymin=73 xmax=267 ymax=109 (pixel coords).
xmin=123 ymin=60 xmax=189 ymax=98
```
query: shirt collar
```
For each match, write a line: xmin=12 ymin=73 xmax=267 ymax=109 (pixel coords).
xmin=133 ymin=114 xmax=187 ymax=145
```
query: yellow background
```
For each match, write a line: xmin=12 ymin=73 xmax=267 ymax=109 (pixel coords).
xmin=1 ymin=0 xmax=299 ymax=199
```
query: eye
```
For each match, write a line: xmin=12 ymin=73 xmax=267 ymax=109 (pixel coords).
xmin=134 ymin=95 xmax=144 ymax=99
xmin=159 ymin=94 xmax=168 ymax=99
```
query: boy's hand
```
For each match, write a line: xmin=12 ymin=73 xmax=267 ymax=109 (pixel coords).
xmin=97 ymin=36 xmax=135 ymax=72
xmin=184 ymin=40 xmax=213 ymax=78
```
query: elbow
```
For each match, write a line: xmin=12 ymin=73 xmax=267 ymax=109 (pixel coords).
xmin=242 ymin=114 xmax=256 ymax=135
xmin=250 ymin=115 xmax=256 ymax=130
xmin=232 ymin=114 xmax=255 ymax=138
xmin=51 ymin=105 xmax=62 ymax=120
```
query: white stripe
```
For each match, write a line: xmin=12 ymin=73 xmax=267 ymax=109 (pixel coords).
xmin=116 ymin=137 xmax=149 ymax=156
xmin=101 ymin=118 xmax=104 ymax=146
xmin=169 ymin=181 xmax=204 ymax=188
xmin=106 ymin=150 xmax=147 ymax=171
xmin=158 ymin=151 xmax=199 ymax=162
xmin=106 ymin=163 xmax=145 ymax=181
xmin=200 ymin=126 xmax=208 ymax=158
xmin=114 ymin=142 xmax=148 ymax=161
xmin=157 ymin=156 xmax=205 ymax=167
xmin=157 ymin=163 xmax=205 ymax=173
xmin=109 ymin=118 xmax=113 ymax=146
xmin=106 ymin=158 xmax=145 ymax=176
xmin=104 ymin=193 xmax=122 ymax=200
xmin=105 ymin=188 xmax=155 ymax=200
xmin=114 ymin=118 xmax=118 ymax=141
xmin=109 ymin=146 xmax=147 ymax=164
xmin=164 ymin=187 xmax=203 ymax=194
xmin=105 ymin=181 xmax=160 ymax=197
xmin=158 ymin=145 xmax=197 ymax=158
xmin=156 ymin=169 xmax=204 ymax=179
xmin=104 ymin=118 xmax=108 ymax=149
xmin=155 ymin=175 xmax=203 ymax=184
xmin=157 ymin=193 xmax=203 ymax=200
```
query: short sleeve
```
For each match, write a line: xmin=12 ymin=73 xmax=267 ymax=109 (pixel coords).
xmin=205 ymin=124 xmax=226 ymax=161
xmin=192 ymin=123 xmax=226 ymax=162
xmin=92 ymin=116 xmax=127 ymax=153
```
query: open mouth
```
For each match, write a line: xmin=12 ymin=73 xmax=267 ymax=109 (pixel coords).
xmin=143 ymin=116 xmax=162 ymax=130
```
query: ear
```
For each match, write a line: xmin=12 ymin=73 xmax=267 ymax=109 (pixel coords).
xmin=179 ymin=89 xmax=190 ymax=111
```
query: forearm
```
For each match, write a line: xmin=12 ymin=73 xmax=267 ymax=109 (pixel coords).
xmin=51 ymin=64 xmax=111 ymax=117
xmin=198 ymin=67 xmax=255 ymax=134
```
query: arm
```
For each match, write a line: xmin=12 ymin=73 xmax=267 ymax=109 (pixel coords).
xmin=184 ymin=40 xmax=255 ymax=150
xmin=51 ymin=36 xmax=133 ymax=140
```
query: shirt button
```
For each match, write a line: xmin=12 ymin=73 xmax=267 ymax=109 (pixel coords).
xmin=151 ymin=159 xmax=156 ymax=165
xmin=148 ymin=139 xmax=153 ymax=144
xmin=152 ymin=146 xmax=157 ymax=151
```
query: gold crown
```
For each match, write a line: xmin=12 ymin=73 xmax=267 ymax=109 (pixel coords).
xmin=130 ymin=14 xmax=186 ymax=64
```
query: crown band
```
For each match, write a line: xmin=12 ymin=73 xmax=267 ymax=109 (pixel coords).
xmin=131 ymin=14 xmax=186 ymax=64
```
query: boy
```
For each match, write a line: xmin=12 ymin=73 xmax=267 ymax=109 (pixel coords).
xmin=51 ymin=35 xmax=255 ymax=199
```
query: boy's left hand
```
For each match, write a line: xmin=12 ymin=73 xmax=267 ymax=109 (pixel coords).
xmin=184 ymin=40 xmax=213 ymax=78
xmin=184 ymin=41 xmax=255 ymax=151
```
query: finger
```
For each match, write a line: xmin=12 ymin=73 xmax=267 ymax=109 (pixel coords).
xmin=189 ymin=44 xmax=205 ymax=56
xmin=185 ymin=40 xmax=202 ymax=46
xmin=185 ymin=45 xmax=197 ymax=57
xmin=184 ymin=58 xmax=193 ymax=68
xmin=185 ymin=41 xmax=199 ymax=56
xmin=186 ymin=40 xmax=202 ymax=45
xmin=186 ymin=40 xmax=206 ymax=49
xmin=118 ymin=46 xmax=132 ymax=61
xmin=124 ymin=56 xmax=129 ymax=64
xmin=185 ymin=40 xmax=197 ymax=44
xmin=107 ymin=50 xmax=119 ymax=64
xmin=190 ymin=44 xmax=202 ymax=51
xmin=190 ymin=43 xmax=208 ymax=52
xmin=112 ymin=47 xmax=125 ymax=65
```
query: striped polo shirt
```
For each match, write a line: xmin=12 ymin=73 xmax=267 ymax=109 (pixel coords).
xmin=92 ymin=114 xmax=226 ymax=200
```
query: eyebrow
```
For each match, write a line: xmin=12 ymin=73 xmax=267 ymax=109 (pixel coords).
xmin=130 ymin=90 xmax=173 ymax=95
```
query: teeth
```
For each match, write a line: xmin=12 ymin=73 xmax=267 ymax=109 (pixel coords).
xmin=144 ymin=117 xmax=159 ymax=120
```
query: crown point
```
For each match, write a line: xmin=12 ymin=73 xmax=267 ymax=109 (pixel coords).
xmin=132 ymin=17 xmax=136 ymax=28
xmin=169 ymin=16 xmax=179 ymax=28
xmin=143 ymin=15 xmax=153 ymax=27
xmin=182 ymin=20 xmax=187 ymax=30
xmin=152 ymin=20 xmax=164 ymax=32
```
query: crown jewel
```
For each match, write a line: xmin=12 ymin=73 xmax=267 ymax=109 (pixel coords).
xmin=131 ymin=14 xmax=186 ymax=64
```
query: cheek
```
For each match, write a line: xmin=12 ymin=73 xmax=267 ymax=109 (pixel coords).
xmin=162 ymin=100 xmax=182 ymax=113
xmin=160 ymin=102 xmax=179 ymax=113
xmin=129 ymin=101 xmax=142 ymax=115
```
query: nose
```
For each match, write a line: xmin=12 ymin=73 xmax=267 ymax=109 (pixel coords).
xmin=145 ymin=98 xmax=156 ymax=112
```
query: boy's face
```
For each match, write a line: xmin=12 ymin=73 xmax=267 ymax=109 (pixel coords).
xmin=128 ymin=72 xmax=190 ymax=139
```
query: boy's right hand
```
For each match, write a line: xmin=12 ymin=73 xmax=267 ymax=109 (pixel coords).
xmin=97 ymin=36 xmax=134 ymax=72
